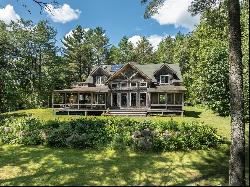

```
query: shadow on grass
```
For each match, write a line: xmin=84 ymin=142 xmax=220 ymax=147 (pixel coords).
xmin=0 ymin=144 xmax=234 ymax=186
xmin=0 ymin=112 xmax=30 ymax=120
xmin=183 ymin=110 xmax=202 ymax=118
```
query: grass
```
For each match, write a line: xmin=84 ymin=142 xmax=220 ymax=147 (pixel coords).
xmin=0 ymin=106 xmax=248 ymax=186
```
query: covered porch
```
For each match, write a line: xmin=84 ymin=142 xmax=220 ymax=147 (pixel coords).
xmin=52 ymin=86 xmax=109 ymax=111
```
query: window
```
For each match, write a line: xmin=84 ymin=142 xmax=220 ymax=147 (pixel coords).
xmin=130 ymin=82 xmax=137 ymax=87
xmin=121 ymin=82 xmax=127 ymax=87
xmin=94 ymin=93 xmax=105 ymax=104
xmin=140 ymin=82 xmax=147 ymax=87
xmin=160 ymin=75 xmax=170 ymax=84
xmin=159 ymin=94 xmax=166 ymax=104
xmin=167 ymin=93 xmax=174 ymax=104
xmin=96 ymin=76 xmax=105 ymax=85
xmin=151 ymin=93 xmax=158 ymax=104
xmin=112 ymin=83 xmax=118 ymax=88
xmin=175 ymin=93 xmax=182 ymax=105
xmin=140 ymin=93 xmax=146 ymax=107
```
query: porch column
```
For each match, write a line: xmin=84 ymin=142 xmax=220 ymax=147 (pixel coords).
xmin=52 ymin=92 xmax=54 ymax=109
xmin=91 ymin=92 xmax=93 ymax=109
xmin=64 ymin=93 xmax=66 ymax=107
xmin=165 ymin=93 xmax=168 ymax=110
xmin=78 ymin=92 xmax=80 ymax=110
xmin=148 ymin=93 xmax=151 ymax=108
xmin=105 ymin=93 xmax=107 ymax=109
xmin=182 ymin=92 xmax=184 ymax=111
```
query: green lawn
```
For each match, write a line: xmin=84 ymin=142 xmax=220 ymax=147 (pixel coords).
xmin=0 ymin=106 xmax=248 ymax=186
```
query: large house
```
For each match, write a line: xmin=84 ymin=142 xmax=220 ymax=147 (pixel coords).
xmin=52 ymin=62 xmax=186 ymax=116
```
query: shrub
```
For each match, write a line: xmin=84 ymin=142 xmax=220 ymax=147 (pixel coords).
xmin=0 ymin=116 xmax=225 ymax=152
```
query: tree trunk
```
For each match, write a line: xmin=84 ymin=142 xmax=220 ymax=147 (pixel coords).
xmin=228 ymin=0 xmax=245 ymax=186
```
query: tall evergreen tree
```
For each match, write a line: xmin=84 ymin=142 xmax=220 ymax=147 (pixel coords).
xmin=134 ymin=36 xmax=155 ymax=64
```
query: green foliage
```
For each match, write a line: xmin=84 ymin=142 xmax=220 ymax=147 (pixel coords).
xmin=134 ymin=36 xmax=155 ymax=64
xmin=0 ymin=116 xmax=224 ymax=152
xmin=63 ymin=26 xmax=109 ymax=82
xmin=108 ymin=36 xmax=135 ymax=64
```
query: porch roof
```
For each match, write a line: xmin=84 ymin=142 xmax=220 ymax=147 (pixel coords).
xmin=148 ymin=85 xmax=187 ymax=92
xmin=54 ymin=86 xmax=109 ymax=93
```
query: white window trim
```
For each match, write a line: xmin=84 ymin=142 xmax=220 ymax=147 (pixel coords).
xmin=130 ymin=82 xmax=137 ymax=87
xmin=130 ymin=92 xmax=137 ymax=107
xmin=140 ymin=82 xmax=147 ymax=87
xmin=96 ymin=76 xmax=105 ymax=85
xmin=160 ymin=75 xmax=170 ymax=85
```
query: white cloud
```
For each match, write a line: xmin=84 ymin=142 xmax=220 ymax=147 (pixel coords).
xmin=147 ymin=35 xmax=167 ymax=50
xmin=128 ymin=35 xmax=142 ymax=47
xmin=45 ymin=4 xmax=81 ymax=24
xmin=151 ymin=0 xmax=200 ymax=30
xmin=0 ymin=4 xmax=20 ymax=24
xmin=129 ymin=34 xmax=173 ymax=50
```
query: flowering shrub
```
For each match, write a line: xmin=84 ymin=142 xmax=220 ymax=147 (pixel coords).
xmin=0 ymin=116 xmax=225 ymax=151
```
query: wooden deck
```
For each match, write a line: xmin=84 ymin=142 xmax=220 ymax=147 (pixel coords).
xmin=53 ymin=107 xmax=184 ymax=116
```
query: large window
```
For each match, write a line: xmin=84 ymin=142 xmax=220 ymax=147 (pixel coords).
xmin=79 ymin=93 xmax=91 ymax=104
xmin=167 ymin=93 xmax=174 ymax=104
xmin=151 ymin=93 xmax=158 ymax=104
xmin=159 ymin=94 xmax=166 ymax=104
xmin=175 ymin=93 xmax=182 ymax=105
xmin=94 ymin=93 xmax=105 ymax=104
xmin=160 ymin=75 xmax=170 ymax=84
xmin=140 ymin=93 xmax=147 ymax=107
xmin=96 ymin=76 xmax=106 ymax=85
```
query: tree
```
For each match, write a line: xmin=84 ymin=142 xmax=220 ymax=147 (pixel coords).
xmin=134 ymin=36 xmax=155 ymax=64
xmin=63 ymin=26 xmax=109 ymax=82
xmin=141 ymin=0 xmax=245 ymax=185
xmin=156 ymin=35 xmax=175 ymax=64
xmin=108 ymin=36 xmax=135 ymax=64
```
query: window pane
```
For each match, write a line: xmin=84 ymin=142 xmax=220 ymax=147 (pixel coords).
xmin=140 ymin=93 xmax=146 ymax=107
xmin=140 ymin=82 xmax=147 ymax=87
xmin=131 ymin=82 xmax=137 ymax=87
xmin=167 ymin=94 xmax=174 ymax=104
xmin=151 ymin=93 xmax=158 ymax=104
xmin=121 ymin=82 xmax=127 ymax=87
xmin=160 ymin=75 xmax=169 ymax=84
xmin=159 ymin=94 xmax=166 ymax=104
xmin=112 ymin=83 xmax=118 ymax=88
xmin=98 ymin=94 xmax=105 ymax=104
xmin=175 ymin=93 xmax=182 ymax=105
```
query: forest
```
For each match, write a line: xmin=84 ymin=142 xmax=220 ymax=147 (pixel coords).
xmin=0 ymin=0 xmax=248 ymax=120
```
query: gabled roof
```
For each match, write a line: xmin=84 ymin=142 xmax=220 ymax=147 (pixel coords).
xmin=106 ymin=62 xmax=151 ymax=82
xmin=84 ymin=62 xmax=183 ymax=84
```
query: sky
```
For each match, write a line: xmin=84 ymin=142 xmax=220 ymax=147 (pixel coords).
xmin=0 ymin=0 xmax=200 ymax=50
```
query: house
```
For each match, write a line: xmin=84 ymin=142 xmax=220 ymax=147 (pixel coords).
xmin=52 ymin=62 xmax=187 ymax=116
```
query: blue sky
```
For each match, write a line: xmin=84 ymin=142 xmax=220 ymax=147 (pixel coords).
xmin=0 ymin=0 xmax=200 ymax=49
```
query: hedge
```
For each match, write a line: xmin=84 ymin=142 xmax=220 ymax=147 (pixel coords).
xmin=0 ymin=116 xmax=225 ymax=152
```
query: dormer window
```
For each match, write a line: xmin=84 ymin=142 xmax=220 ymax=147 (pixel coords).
xmin=96 ymin=76 xmax=105 ymax=85
xmin=160 ymin=75 xmax=170 ymax=84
